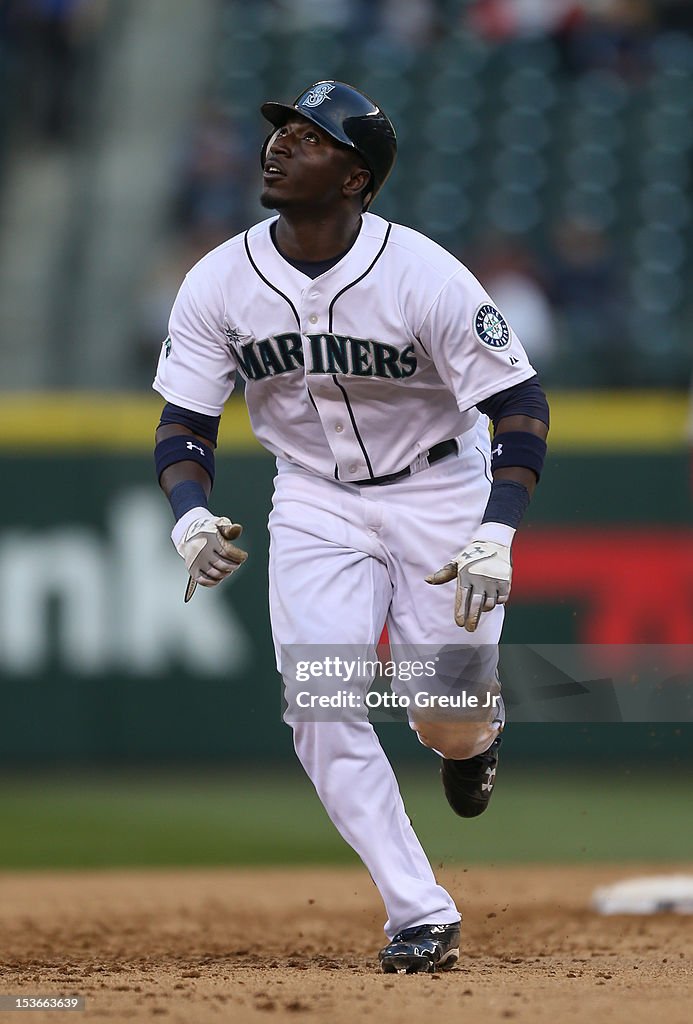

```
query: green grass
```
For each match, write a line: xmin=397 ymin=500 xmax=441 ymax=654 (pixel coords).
xmin=0 ymin=768 xmax=689 ymax=869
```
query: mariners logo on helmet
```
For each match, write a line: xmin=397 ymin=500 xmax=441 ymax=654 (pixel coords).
xmin=474 ymin=304 xmax=510 ymax=350
xmin=303 ymin=83 xmax=335 ymax=107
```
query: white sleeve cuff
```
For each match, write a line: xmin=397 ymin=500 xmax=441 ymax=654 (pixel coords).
xmin=474 ymin=522 xmax=516 ymax=547
xmin=171 ymin=506 xmax=212 ymax=547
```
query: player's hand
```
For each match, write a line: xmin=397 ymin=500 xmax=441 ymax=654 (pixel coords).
xmin=425 ymin=540 xmax=512 ymax=632
xmin=172 ymin=510 xmax=248 ymax=602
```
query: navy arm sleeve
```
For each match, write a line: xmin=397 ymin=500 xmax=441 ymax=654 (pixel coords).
xmin=476 ymin=377 xmax=549 ymax=430
xmin=158 ymin=402 xmax=221 ymax=446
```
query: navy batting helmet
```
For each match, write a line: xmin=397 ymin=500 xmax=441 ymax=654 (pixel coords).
xmin=261 ymin=80 xmax=397 ymax=209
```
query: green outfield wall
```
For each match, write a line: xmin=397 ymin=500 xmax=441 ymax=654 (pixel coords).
xmin=0 ymin=393 xmax=690 ymax=765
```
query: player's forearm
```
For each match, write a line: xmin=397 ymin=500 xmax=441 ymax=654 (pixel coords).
xmin=153 ymin=420 xmax=246 ymax=603
xmin=493 ymin=413 xmax=548 ymax=440
xmin=159 ymin=460 xmax=212 ymax=501
xmin=475 ymin=410 xmax=549 ymax=541
xmin=491 ymin=414 xmax=549 ymax=499
xmin=154 ymin=422 xmax=216 ymax=524
xmin=155 ymin=423 xmax=212 ymax=501
xmin=426 ymin=413 xmax=549 ymax=629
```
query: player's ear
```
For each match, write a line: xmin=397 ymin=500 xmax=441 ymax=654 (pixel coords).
xmin=343 ymin=164 xmax=371 ymax=203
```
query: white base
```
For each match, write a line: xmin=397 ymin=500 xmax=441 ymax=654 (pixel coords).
xmin=592 ymin=874 xmax=693 ymax=915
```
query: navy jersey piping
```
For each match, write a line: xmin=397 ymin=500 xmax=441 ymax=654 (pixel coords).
xmin=327 ymin=223 xmax=392 ymax=329
xmin=475 ymin=445 xmax=493 ymax=484
xmin=327 ymin=223 xmax=392 ymax=480
xmin=332 ymin=375 xmax=374 ymax=479
xmin=244 ymin=230 xmax=300 ymax=327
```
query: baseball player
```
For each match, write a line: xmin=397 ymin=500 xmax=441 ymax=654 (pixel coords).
xmin=153 ymin=81 xmax=549 ymax=974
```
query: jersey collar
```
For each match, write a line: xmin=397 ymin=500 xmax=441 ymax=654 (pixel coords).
xmin=245 ymin=213 xmax=390 ymax=295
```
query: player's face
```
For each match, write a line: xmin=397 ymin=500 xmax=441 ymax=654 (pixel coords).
xmin=261 ymin=116 xmax=367 ymax=211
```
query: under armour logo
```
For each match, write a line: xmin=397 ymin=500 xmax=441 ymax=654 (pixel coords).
xmin=186 ymin=441 xmax=204 ymax=455
xmin=462 ymin=545 xmax=485 ymax=560
xmin=302 ymin=83 xmax=335 ymax=107
xmin=481 ymin=766 xmax=496 ymax=792
xmin=492 ymin=443 xmax=503 ymax=457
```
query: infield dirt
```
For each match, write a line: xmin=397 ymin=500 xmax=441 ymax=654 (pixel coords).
xmin=1 ymin=865 xmax=691 ymax=1023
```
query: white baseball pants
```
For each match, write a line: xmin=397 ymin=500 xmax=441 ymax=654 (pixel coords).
xmin=268 ymin=420 xmax=504 ymax=938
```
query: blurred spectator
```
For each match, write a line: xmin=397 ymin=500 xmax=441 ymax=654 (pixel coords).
xmin=468 ymin=1 xmax=657 ymax=80
xmin=553 ymin=0 xmax=656 ymax=80
xmin=546 ymin=215 xmax=625 ymax=377
xmin=465 ymin=233 xmax=556 ymax=370
xmin=466 ymin=0 xmax=584 ymax=40
xmin=268 ymin=0 xmax=354 ymax=31
xmin=377 ymin=0 xmax=444 ymax=49
xmin=134 ymin=236 xmax=211 ymax=380
xmin=266 ymin=0 xmax=445 ymax=50
xmin=172 ymin=101 xmax=254 ymax=245
xmin=135 ymin=101 xmax=257 ymax=376
xmin=8 ymin=0 xmax=107 ymax=145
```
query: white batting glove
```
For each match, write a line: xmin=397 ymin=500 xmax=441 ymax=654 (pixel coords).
xmin=425 ymin=523 xmax=514 ymax=632
xmin=171 ymin=507 xmax=248 ymax=603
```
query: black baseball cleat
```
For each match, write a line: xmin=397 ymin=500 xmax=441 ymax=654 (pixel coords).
xmin=378 ymin=922 xmax=461 ymax=974
xmin=440 ymin=733 xmax=502 ymax=818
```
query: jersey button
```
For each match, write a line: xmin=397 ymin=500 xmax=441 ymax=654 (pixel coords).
xmin=335 ymin=423 xmax=344 ymax=433
xmin=348 ymin=464 xmax=358 ymax=474
xmin=308 ymin=314 xmax=318 ymax=324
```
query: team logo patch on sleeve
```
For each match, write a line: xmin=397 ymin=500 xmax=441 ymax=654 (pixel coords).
xmin=474 ymin=304 xmax=510 ymax=350
xmin=223 ymin=322 xmax=245 ymax=347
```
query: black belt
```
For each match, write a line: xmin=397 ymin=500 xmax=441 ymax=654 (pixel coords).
xmin=355 ymin=438 xmax=459 ymax=487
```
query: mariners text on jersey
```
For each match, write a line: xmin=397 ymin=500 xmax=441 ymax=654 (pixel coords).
xmin=233 ymin=332 xmax=417 ymax=381
xmin=153 ymin=213 xmax=536 ymax=484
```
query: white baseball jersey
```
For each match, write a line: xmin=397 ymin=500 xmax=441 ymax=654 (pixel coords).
xmin=153 ymin=213 xmax=536 ymax=481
